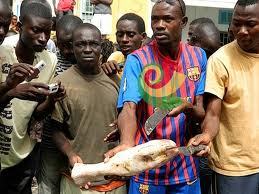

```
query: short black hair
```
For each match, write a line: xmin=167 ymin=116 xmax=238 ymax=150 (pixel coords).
xmin=190 ymin=17 xmax=214 ymax=26
xmin=154 ymin=0 xmax=186 ymax=16
xmin=0 ymin=0 xmax=12 ymax=13
xmin=56 ymin=15 xmax=83 ymax=33
xmin=73 ymin=23 xmax=101 ymax=40
xmin=101 ymin=39 xmax=114 ymax=63
xmin=20 ymin=2 xmax=52 ymax=23
xmin=117 ymin=13 xmax=145 ymax=34
xmin=236 ymin=0 xmax=259 ymax=6
xmin=20 ymin=0 xmax=51 ymax=12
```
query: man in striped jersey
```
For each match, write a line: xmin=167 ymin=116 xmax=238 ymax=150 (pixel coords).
xmin=105 ymin=0 xmax=207 ymax=193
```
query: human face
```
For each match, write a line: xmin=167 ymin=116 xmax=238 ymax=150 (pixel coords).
xmin=73 ymin=28 xmax=101 ymax=73
xmin=57 ymin=29 xmax=75 ymax=62
xmin=11 ymin=15 xmax=18 ymax=26
xmin=151 ymin=1 xmax=187 ymax=47
xmin=20 ymin=16 xmax=52 ymax=52
xmin=116 ymin=20 xmax=144 ymax=56
xmin=187 ymin=24 xmax=198 ymax=43
xmin=0 ymin=6 xmax=12 ymax=44
xmin=232 ymin=4 xmax=259 ymax=53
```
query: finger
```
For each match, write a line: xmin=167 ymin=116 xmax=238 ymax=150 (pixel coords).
xmin=14 ymin=72 xmax=26 ymax=78
xmin=104 ymin=156 xmax=110 ymax=163
xmin=109 ymin=62 xmax=117 ymax=71
xmin=31 ymin=87 xmax=50 ymax=96
xmin=13 ymin=63 xmax=35 ymax=74
xmin=115 ymin=63 xmax=121 ymax=71
xmin=108 ymin=122 xmax=117 ymax=127
xmin=196 ymin=150 xmax=208 ymax=157
xmin=11 ymin=66 xmax=31 ymax=77
xmin=31 ymin=82 xmax=49 ymax=89
xmin=192 ymin=135 xmax=207 ymax=146
xmin=106 ymin=64 xmax=113 ymax=74
xmin=104 ymin=150 xmax=115 ymax=160
xmin=101 ymin=66 xmax=109 ymax=75
xmin=187 ymin=137 xmax=196 ymax=146
xmin=77 ymin=157 xmax=83 ymax=163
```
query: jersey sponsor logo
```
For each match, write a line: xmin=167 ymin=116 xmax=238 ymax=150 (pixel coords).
xmin=139 ymin=184 xmax=149 ymax=194
xmin=138 ymin=63 xmax=186 ymax=110
xmin=186 ymin=66 xmax=200 ymax=82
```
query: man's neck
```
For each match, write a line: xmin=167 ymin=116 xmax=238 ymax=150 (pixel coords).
xmin=158 ymin=41 xmax=181 ymax=60
xmin=77 ymin=64 xmax=101 ymax=76
xmin=15 ymin=39 xmax=35 ymax=64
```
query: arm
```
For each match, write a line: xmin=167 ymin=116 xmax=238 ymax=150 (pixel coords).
xmin=52 ymin=0 xmax=56 ymax=9
xmin=201 ymin=94 xmax=221 ymax=140
xmin=53 ymin=122 xmax=83 ymax=167
xmin=33 ymin=82 xmax=66 ymax=119
xmin=104 ymin=102 xmax=137 ymax=158
xmin=0 ymin=83 xmax=14 ymax=111
xmin=168 ymin=95 xmax=205 ymax=121
xmin=187 ymin=94 xmax=222 ymax=156
xmin=91 ymin=0 xmax=112 ymax=5
xmin=99 ymin=0 xmax=113 ymax=5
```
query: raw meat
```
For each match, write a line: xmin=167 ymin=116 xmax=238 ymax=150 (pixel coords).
xmin=71 ymin=139 xmax=178 ymax=186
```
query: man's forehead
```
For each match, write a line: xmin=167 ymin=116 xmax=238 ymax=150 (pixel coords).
xmin=117 ymin=20 xmax=138 ymax=31
xmin=233 ymin=4 xmax=259 ymax=19
xmin=74 ymin=29 xmax=101 ymax=41
xmin=24 ymin=15 xmax=51 ymax=24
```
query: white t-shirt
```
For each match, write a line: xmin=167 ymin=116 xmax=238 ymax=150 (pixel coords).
xmin=0 ymin=45 xmax=57 ymax=169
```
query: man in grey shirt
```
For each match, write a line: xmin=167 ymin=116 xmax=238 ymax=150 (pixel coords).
xmin=91 ymin=0 xmax=113 ymax=38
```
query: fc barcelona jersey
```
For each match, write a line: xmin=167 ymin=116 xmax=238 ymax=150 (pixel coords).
xmin=117 ymin=41 xmax=207 ymax=185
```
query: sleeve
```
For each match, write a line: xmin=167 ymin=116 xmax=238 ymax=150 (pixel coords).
xmin=195 ymin=49 xmax=207 ymax=96
xmin=51 ymin=97 xmax=71 ymax=124
xmin=204 ymin=54 xmax=229 ymax=99
xmin=117 ymin=54 xmax=143 ymax=108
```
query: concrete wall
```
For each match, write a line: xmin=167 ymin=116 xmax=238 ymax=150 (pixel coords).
xmin=182 ymin=6 xmax=233 ymax=41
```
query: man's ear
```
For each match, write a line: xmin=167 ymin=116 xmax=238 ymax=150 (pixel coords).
xmin=141 ymin=32 xmax=147 ymax=40
xmin=181 ymin=16 xmax=188 ymax=29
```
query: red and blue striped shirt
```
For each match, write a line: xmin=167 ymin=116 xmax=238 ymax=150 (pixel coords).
xmin=117 ymin=40 xmax=207 ymax=185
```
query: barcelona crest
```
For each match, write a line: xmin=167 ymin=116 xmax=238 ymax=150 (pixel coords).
xmin=186 ymin=66 xmax=200 ymax=81
xmin=139 ymin=184 xmax=149 ymax=194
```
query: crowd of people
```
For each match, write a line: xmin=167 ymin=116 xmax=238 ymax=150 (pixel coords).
xmin=0 ymin=0 xmax=258 ymax=194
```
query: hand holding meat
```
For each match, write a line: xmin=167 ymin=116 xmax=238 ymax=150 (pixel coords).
xmin=71 ymin=139 xmax=178 ymax=186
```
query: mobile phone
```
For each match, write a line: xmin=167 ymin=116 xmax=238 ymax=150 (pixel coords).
xmin=26 ymin=60 xmax=46 ymax=82
xmin=48 ymin=83 xmax=59 ymax=94
xmin=34 ymin=60 xmax=46 ymax=72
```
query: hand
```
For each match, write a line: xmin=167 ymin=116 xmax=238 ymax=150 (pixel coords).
xmin=104 ymin=143 xmax=134 ymax=162
xmin=104 ymin=120 xmax=120 ymax=143
xmin=187 ymin=132 xmax=212 ymax=157
xmin=7 ymin=82 xmax=50 ymax=101
xmin=49 ymin=81 xmax=66 ymax=102
xmin=101 ymin=60 xmax=121 ymax=76
xmin=5 ymin=63 xmax=36 ymax=89
xmin=68 ymin=152 xmax=83 ymax=167
xmin=167 ymin=102 xmax=193 ymax=117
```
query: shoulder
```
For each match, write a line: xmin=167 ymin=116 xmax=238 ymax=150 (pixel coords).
xmin=54 ymin=67 xmax=74 ymax=82
xmin=37 ymin=50 xmax=57 ymax=66
xmin=0 ymin=45 xmax=14 ymax=53
xmin=181 ymin=42 xmax=206 ymax=58
xmin=2 ymin=34 xmax=19 ymax=47
xmin=210 ymin=41 xmax=236 ymax=61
